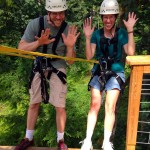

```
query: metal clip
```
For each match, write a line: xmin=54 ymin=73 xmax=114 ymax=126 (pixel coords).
xmin=101 ymin=60 xmax=107 ymax=70
xmin=41 ymin=57 xmax=48 ymax=70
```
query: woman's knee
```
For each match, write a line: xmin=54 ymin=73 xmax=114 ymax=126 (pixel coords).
xmin=90 ymin=101 xmax=101 ymax=113
xmin=105 ymin=103 xmax=115 ymax=115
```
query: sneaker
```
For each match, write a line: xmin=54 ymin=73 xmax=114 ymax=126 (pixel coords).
xmin=57 ymin=140 xmax=68 ymax=150
xmin=14 ymin=138 xmax=34 ymax=150
xmin=80 ymin=139 xmax=93 ymax=150
xmin=102 ymin=141 xmax=114 ymax=150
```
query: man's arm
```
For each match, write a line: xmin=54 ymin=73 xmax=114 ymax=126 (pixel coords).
xmin=18 ymin=40 xmax=41 ymax=51
xmin=62 ymin=25 xmax=80 ymax=64
xmin=18 ymin=28 xmax=55 ymax=51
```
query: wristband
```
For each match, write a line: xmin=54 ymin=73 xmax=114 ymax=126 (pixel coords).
xmin=128 ymin=31 xmax=134 ymax=34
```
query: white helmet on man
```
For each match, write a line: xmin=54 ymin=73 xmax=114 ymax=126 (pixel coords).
xmin=100 ymin=0 xmax=119 ymax=15
xmin=45 ymin=0 xmax=68 ymax=12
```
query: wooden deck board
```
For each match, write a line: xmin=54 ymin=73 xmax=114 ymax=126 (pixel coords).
xmin=0 ymin=146 xmax=81 ymax=150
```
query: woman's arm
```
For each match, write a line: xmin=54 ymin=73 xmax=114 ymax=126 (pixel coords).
xmin=123 ymin=12 xmax=138 ymax=56
xmin=83 ymin=18 xmax=96 ymax=60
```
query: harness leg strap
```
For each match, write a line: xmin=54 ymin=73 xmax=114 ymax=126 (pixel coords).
xmin=114 ymin=74 xmax=125 ymax=92
xmin=52 ymin=68 xmax=67 ymax=84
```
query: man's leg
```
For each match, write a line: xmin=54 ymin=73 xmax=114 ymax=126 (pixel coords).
xmin=26 ymin=72 xmax=42 ymax=140
xmin=26 ymin=103 xmax=40 ymax=140
xmin=55 ymin=107 xmax=66 ymax=142
xmin=55 ymin=107 xmax=68 ymax=150
xmin=15 ymin=72 xmax=42 ymax=150
xmin=49 ymin=68 xmax=68 ymax=149
xmin=14 ymin=103 xmax=40 ymax=150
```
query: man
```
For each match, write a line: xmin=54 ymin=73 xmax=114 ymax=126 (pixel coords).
xmin=81 ymin=0 xmax=138 ymax=149
xmin=15 ymin=0 xmax=80 ymax=150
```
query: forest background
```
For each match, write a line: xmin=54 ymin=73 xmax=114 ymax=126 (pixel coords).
xmin=0 ymin=0 xmax=149 ymax=150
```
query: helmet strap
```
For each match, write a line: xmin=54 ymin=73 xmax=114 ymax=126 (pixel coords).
xmin=47 ymin=13 xmax=56 ymax=27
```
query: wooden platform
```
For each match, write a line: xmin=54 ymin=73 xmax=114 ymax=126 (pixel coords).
xmin=0 ymin=146 xmax=80 ymax=150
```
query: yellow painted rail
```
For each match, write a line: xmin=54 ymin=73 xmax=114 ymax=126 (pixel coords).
xmin=126 ymin=55 xmax=150 ymax=65
xmin=0 ymin=45 xmax=98 ymax=64
xmin=0 ymin=146 xmax=99 ymax=150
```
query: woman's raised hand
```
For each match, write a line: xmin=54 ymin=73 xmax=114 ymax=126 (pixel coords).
xmin=123 ymin=12 xmax=138 ymax=32
xmin=83 ymin=17 xmax=95 ymax=39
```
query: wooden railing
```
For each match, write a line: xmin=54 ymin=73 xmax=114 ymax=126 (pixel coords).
xmin=126 ymin=55 xmax=150 ymax=150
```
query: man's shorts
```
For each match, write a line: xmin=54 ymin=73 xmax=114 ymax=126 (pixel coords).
xmin=89 ymin=72 xmax=125 ymax=91
xmin=29 ymin=68 xmax=67 ymax=108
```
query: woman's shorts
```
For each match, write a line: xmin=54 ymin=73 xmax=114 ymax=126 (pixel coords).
xmin=29 ymin=68 xmax=67 ymax=108
xmin=89 ymin=72 xmax=125 ymax=91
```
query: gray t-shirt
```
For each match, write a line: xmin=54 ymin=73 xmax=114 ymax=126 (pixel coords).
xmin=22 ymin=15 xmax=69 ymax=69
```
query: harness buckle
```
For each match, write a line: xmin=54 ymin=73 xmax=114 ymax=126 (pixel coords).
xmin=100 ymin=58 xmax=107 ymax=70
xmin=115 ymin=75 xmax=119 ymax=79
xmin=108 ymin=39 xmax=111 ymax=45
xmin=56 ymin=70 xmax=60 ymax=75
xmin=41 ymin=57 xmax=48 ymax=70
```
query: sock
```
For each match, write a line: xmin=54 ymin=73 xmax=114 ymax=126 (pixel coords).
xmin=104 ymin=129 xmax=112 ymax=142
xmin=25 ymin=129 xmax=34 ymax=141
xmin=85 ymin=130 xmax=93 ymax=142
xmin=57 ymin=131 xmax=64 ymax=143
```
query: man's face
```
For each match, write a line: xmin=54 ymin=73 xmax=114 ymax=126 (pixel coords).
xmin=48 ymin=11 xmax=65 ymax=27
xmin=102 ymin=14 xmax=116 ymax=30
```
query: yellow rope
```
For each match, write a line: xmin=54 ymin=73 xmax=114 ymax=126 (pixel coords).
xmin=0 ymin=45 xmax=98 ymax=64
xmin=0 ymin=51 xmax=35 ymax=59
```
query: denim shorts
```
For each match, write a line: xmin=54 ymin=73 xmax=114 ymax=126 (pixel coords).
xmin=89 ymin=72 xmax=125 ymax=91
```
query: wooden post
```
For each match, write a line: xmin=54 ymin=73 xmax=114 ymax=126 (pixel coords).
xmin=126 ymin=56 xmax=150 ymax=150
xmin=126 ymin=66 xmax=143 ymax=150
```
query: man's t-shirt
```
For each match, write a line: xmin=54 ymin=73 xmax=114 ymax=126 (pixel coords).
xmin=22 ymin=15 xmax=68 ymax=69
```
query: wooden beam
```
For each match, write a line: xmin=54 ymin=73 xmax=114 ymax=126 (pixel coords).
xmin=126 ymin=55 xmax=150 ymax=65
xmin=126 ymin=145 xmax=136 ymax=150
xmin=0 ymin=146 xmax=81 ymax=150
xmin=144 ymin=66 xmax=150 ymax=73
xmin=126 ymin=66 xmax=143 ymax=150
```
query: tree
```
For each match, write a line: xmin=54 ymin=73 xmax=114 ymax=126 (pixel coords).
xmin=0 ymin=0 xmax=149 ymax=149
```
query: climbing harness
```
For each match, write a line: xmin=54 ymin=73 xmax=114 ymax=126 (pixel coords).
xmin=88 ymin=27 xmax=127 ymax=142
xmin=88 ymin=27 xmax=124 ymax=92
xmin=29 ymin=16 xmax=67 ymax=104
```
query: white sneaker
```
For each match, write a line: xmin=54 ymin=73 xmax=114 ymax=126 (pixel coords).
xmin=102 ymin=141 xmax=114 ymax=150
xmin=80 ymin=139 xmax=93 ymax=150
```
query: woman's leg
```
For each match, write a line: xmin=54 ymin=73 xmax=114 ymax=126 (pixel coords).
xmin=86 ymin=88 xmax=102 ymax=141
xmin=102 ymin=89 xmax=120 ymax=149
xmin=81 ymin=88 xmax=102 ymax=150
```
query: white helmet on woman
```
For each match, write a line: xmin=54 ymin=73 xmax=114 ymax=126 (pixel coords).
xmin=100 ymin=0 xmax=119 ymax=15
xmin=45 ymin=0 xmax=68 ymax=12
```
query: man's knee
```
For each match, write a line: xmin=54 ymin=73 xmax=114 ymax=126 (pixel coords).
xmin=29 ymin=103 xmax=40 ymax=111
xmin=55 ymin=107 xmax=66 ymax=114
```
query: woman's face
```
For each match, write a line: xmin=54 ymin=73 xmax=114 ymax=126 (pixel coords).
xmin=102 ymin=14 xmax=116 ymax=31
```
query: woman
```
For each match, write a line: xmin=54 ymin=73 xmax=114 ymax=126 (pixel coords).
xmin=81 ymin=0 xmax=138 ymax=149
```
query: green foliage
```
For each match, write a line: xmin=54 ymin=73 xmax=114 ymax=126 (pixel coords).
xmin=0 ymin=0 xmax=150 ymax=149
